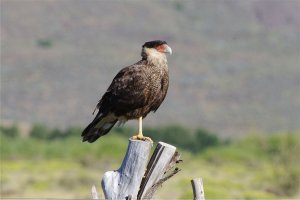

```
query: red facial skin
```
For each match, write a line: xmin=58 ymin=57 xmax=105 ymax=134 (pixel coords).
xmin=156 ymin=44 xmax=168 ymax=53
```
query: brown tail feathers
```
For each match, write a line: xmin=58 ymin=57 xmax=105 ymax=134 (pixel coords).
xmin=81 ymin=114 xmax=117 ymax=143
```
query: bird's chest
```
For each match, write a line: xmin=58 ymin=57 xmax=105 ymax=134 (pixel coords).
xmin=145 ymin=68 xmax=162 ymax=90
xmin=144 ymin=68 xmax=168 ymax=101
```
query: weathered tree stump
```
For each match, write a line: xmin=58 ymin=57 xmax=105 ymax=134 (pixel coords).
xmin=138 ymin=142 xmax=180 ymax=199
xmin=99 ymin=139 xmax=181 ymax=199
xmin=101 ymin=139 xmax=152 ymax=199
xmin=90 ymin=138 xmax=206 ymax=199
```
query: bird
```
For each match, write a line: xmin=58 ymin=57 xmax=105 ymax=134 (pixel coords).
xmin=82 ymin=40 xmax=172 ymax=143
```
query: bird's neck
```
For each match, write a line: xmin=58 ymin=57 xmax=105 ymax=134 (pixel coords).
xmin=142 ymin=47 xmax=168 ymax=68
xmin=146 ymin=53 xmax=168 ymax=68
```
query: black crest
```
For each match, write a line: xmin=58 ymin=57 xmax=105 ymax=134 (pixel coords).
xmin=143 ymin=40 xmax=167 ymax=48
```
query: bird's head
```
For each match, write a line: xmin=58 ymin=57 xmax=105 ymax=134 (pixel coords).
xmin=141 ymin=40 xmax=172 ymax=61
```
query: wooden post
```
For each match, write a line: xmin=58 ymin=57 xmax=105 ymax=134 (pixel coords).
xmin=91 ymin=185 xmax=99 ymax=200
xmin=99 ymin=139 xmax=182 ymax=200
xmin=191 ymin=178 xmax=205 ymax=200
xmin=101 ymin=139 xmax=152 ymax=199
xmin=138 ymin=142 xmax=177 ymax=199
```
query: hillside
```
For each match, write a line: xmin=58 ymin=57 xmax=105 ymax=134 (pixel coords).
xmin=1 ymin=0 xmax=300 ymax=136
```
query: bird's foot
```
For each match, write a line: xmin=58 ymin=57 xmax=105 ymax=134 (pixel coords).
xmin=131 ymin=134 xmax=153 ymax=143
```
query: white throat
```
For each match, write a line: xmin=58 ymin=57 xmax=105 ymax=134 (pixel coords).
xmin=144 ymin=47 xmax=168 ymax=67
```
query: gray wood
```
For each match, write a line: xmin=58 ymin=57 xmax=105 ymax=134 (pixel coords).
xmin=138 ymin=142 xmax=176 ymax=199
xmin=91 ymin=185 xmax=99 ymax=200
xmin=191 ymin=178 xmax=205 ymax=200
xmin=140 ymin=151 xmax=182 ymax=199
xmin=101 ymin=139 xmax=152 ymax=200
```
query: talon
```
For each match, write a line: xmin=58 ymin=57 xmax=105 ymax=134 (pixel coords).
xmin=130 ymin=117 xmax=153 ymax=143
xmin=143 ymin=136 xmax=153 ymax=143
xmin=131 ymin=134 xmax=153 ymax=143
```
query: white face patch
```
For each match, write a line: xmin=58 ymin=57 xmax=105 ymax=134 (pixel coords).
xmin=144 ymin=47 xmax=167 ymax=66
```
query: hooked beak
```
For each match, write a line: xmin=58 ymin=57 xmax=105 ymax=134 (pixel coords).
xmin=156 ymin=44 xmax=172 ymax=55
xmin=164 ymin=44 xmax=172 ymax=55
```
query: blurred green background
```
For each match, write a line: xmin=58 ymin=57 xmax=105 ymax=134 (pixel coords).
xmin=1 ymin=125 xmax=300 ymax=199
xmin=1 ymin=0 xmax=300 ymax=199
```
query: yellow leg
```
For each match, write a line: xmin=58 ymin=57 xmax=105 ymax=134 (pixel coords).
xmin=138 ymin=116 xmax=143 ymax=137
xmin=131 ymin=117 xmax=153 ymax=142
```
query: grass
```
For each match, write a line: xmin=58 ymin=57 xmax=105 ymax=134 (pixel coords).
xmin=1 ymin=130 xmax=300 ymax=199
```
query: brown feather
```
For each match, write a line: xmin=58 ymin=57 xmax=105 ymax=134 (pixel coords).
xmin=82 ymin=41 xmax=170 ymax=142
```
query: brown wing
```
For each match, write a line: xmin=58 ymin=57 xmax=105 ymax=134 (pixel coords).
xmin=97 ymin=62 xmax=150 ymax=116
xmin=82 ymin=62 xmax=150 ymax=143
